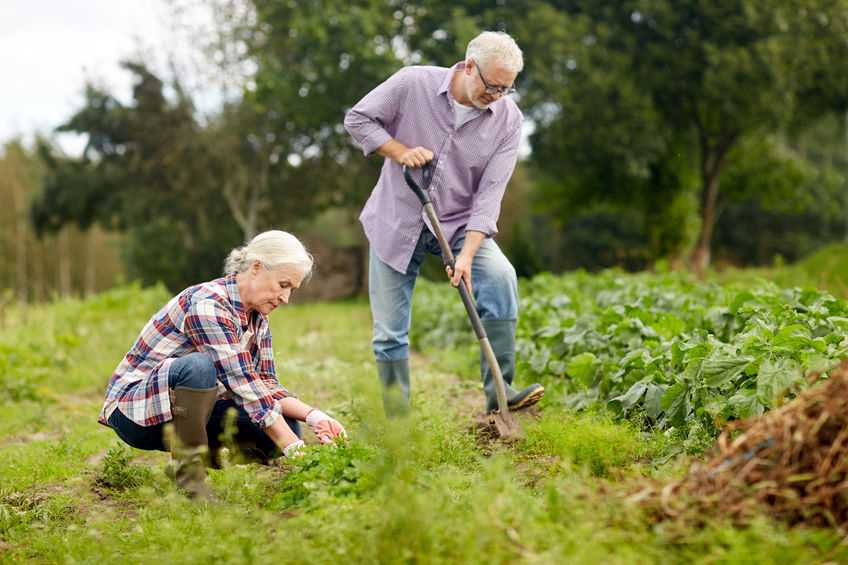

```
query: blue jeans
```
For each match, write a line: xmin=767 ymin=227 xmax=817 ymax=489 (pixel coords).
xmin=107 ymin=352 xmax=300 ymax=458
xmin=369 ymin=227 xmax=518 ymax=362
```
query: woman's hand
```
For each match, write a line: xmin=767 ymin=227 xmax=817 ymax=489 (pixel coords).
xmin=305 ymin=409 xmax=347 ymax=445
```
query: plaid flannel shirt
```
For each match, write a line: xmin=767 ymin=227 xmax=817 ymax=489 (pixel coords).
xmin=98 ymin=274 xmax=292 ymax=429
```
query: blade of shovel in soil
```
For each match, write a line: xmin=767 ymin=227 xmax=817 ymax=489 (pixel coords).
xmin=402 ymin=163 xmax=522 ymax=440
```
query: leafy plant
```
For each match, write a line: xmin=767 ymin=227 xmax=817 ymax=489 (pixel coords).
xmin=412 ymin=270 xmax=848 ymax=442
xmin=267 ymin=442 xmax=372 ymax=511
xmin=95 ymin=444 xmax=153 ymax=492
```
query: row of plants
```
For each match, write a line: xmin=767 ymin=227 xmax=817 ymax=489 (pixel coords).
xmin=412 ymin=270 xmax=848 ymax=447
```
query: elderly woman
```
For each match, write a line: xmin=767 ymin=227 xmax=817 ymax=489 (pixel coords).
xmin=98 ymin=230 xmax=346 ymax=499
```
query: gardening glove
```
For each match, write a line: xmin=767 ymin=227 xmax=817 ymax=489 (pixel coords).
xmin=306 ymin=409 xmax=347 ymax=445
xmin=283 ymin=439 xmax=306 ymax=458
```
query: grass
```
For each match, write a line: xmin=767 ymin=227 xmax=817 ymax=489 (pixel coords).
xmin=715 ymin=242 xmax=848 ymax=298
xmin=1 ymin=285 xmax=846 ymax=563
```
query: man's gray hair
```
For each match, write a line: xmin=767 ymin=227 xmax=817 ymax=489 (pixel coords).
xmin=465 ymin=31 xmax=524 ymax=74
xmin=224 ymin=230 xmax=314 ymax=279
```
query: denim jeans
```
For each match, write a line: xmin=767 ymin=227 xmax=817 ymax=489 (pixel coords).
xmin=107 ymin=352 xmax=300 ymax=458
xmin=369 ymin=227 xmax=518 ymax=362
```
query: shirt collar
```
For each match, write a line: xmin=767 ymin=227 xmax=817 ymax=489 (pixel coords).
xmin=438 ymin=61 xmax=498 ymax=117
xmin=224 ymin=273 xmax=251 ymax=328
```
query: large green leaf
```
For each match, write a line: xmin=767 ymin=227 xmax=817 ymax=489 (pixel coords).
xmin=610 ymin=381 xmax=647 ymax=412
xmin=643 ymin=384 xmax=667 ymax=420
xmin=702 ymin=355 xmax=754 ymax=388
xmin=728 ymin=388 xmax=765 ymax=419
xmin=756 ymin=358 xmax=804 ymax=407
xmin=661 ymin=382 xmax=689 ymax=426
xmin=772 ymin=324 xmax=813 ymax=351
xmin=566 ymin=352 xmax=599 ymax=388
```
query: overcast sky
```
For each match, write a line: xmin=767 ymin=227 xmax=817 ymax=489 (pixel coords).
xmin=0 ymin=3 xmax=533 ymax=158
xmin=0 ymin=0 xmax=187 ymax=153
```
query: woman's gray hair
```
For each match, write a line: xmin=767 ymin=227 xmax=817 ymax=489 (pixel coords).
xmin=466 ymin=31 xmax=524 ymax=74
xmin=224 ymin=230 xmax=314 ymax=279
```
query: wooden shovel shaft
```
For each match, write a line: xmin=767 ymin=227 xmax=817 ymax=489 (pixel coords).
xmin=421 ymin=202 xmax=511 ymax=416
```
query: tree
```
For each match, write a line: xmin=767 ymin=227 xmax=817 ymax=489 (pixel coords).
xmin=518 ymin=0 xmax=848 ymax=271
xmin=0 ymin=140 xmax=123 ymax=302
xmin=32 ymin=62 xmax=243 ymax=290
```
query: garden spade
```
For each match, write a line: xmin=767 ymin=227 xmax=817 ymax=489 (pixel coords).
xmin=403 ymin=163 xmax=521 ymax=440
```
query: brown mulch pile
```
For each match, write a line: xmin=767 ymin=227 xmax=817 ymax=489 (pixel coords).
xmin=634 ymin=360 xmax=848 ymax=532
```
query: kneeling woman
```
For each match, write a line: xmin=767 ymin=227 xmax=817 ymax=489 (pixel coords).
xmin=98 ymin=230 xmax=346 ymax=498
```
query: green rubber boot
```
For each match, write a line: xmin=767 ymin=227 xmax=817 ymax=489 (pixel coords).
xmin=167 ymin=386 xmax=218 ymax=500
xmin=481 ymin=319 xmax=545 ymax=413
xmin=377 ymin=359 xmax=410 ymax=417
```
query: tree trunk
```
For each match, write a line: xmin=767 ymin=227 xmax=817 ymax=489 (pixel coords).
xmin=9 ymin=163 xmax=28 ymax=304
xmin=33 ymin=237 xmax=46 ymax=302
xmin=689 ymin=130 xmax=737 ymax=275
xmin=58 ymin=228 xmax=72 ymax=297
xmin=85 ymin=229 xmax=98 ymax=297
xmin=691 ymin=170 xmax=720 ymax=274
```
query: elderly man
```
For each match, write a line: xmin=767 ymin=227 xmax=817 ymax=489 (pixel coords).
xmin=344 ymin=30 xmax=544 ymax=415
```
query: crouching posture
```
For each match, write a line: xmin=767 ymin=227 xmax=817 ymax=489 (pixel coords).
xmin=98 ymin=230 xmax=346 ymax=498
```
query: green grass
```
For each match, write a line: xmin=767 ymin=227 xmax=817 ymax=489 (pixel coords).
xmin=518 ymin=408 xmax=654 ymax=477
xmin=716 ymin=242 xmax=848 ymax=297
xmin=1 ymin=286 xmax=846 ymax=563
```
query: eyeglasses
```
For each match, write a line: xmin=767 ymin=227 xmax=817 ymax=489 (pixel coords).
xmin=474 ymin=61 xmax=516 ymax=96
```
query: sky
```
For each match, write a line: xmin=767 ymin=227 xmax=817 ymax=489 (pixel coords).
xmin=0 ymin=0 xmax=188 ymax=154
xmin=0 ymin=2 xmax=533 ymax=158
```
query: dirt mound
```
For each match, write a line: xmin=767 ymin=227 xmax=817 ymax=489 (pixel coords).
xmin=638 ymin=360 xmax=848 ymax=532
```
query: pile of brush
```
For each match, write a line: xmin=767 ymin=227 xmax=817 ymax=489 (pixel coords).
xmin=636 ymin=360 xmax=848 ymax=532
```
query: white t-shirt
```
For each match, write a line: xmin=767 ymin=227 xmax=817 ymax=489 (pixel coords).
xmin=452 ymin=98 xmax=481 ymax=130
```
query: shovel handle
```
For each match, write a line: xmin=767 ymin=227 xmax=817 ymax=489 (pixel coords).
xmin=402 ymin=163 xmax=434 ymax=206
xmin=402 ymin=163 xmax=511 ymax=416
xmin=402 ymin=164 xmax=483 ymax=336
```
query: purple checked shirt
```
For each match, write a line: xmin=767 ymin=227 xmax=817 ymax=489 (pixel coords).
xmin=344 ymin=62 xmax=523 ymax=274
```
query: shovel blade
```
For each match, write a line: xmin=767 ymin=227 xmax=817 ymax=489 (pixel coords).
xmin=491 ymin=411 xmax=523 ymax=441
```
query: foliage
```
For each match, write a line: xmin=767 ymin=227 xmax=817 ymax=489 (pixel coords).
xmin=0 ymin=140 xmax=123 ymax=302
xmin=32 ymin=64 xmax=244 ymax=290
xmin=94 ymin=444 xmax=154 ymax=491
xmin=413 ymin=270 xmax=848 ymax=444
xmin=22 ymin=1 xmax=848 ymax=287
xmin=267 ymin=442 xmax=373 ymax=510
xmin=717 ymin=243 xmax=848 ymax=299
xmin=509 ymin=0 xmax=848 ymax=269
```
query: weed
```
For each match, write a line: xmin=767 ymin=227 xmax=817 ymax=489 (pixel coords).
xmin=94 ymin=444 xmax=153 ymax=492
xmin=519 ymin=408 xmax=650 ymax=476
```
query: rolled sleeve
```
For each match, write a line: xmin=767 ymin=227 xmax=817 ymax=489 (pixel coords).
xmin=183 ymin=300 xmax=281 ymax=428
xmin=344 ymin=67 xmax=411 ymax=156
xmin=465 ymin=214 xmax=499 ymax=236
xmin=468 ymin=122 xmax=522 ymax=237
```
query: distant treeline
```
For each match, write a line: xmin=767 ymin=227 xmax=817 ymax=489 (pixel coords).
xmin=0 ymin=142 xmax=124 ymax=304
xmin=3 ymin=0 xmax=847 ymax=299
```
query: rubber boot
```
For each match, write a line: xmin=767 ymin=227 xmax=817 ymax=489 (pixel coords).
xmin=168 ymin=386 xmax=218 ymax=500
xmin=481 ymin=319 xmax=545 ymax=413
xmin=377 ymin=359 xmax=410 ymax=417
